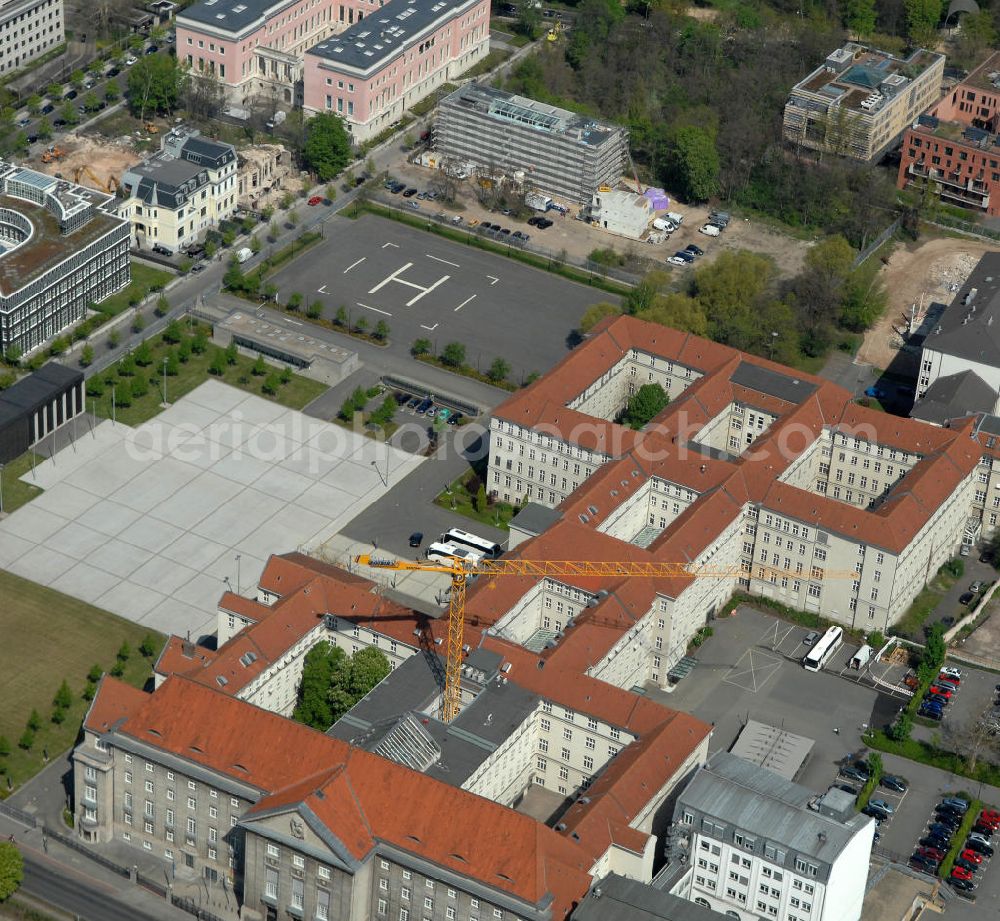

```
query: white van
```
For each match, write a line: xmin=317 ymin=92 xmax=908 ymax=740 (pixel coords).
xmin=652 ymin=218 xmax=675 ymax=233
xmin=235 ymin=247 xmax=253 ymax=263
xmin=699 ymin=224 xmax=721 ymax=237
xmin=666 ymin=211 xmax=684 ymax=225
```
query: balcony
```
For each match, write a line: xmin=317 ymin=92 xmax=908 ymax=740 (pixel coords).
xmin=906 ymin=163 xmax=990 ymax=208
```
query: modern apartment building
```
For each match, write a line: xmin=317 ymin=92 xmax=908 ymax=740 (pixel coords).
xmin=120 ymin=127 xmax=238 ymax=254
xmin=486 ymin=314 xmax=985 ymax=645
xmin=0 ymin=0 xmax=63 ymax=76
xmin=666 ymin=753 xmax=874 ymax=921
xmin=897 ymin=52 xmax=1000 ymax=216
xmin=302 ymin=0 xmax=490 ymax=141
xmin=783 ymin=42 xmax=943 ymax=161
xmin=177 ymin=0 xmax=490 ymax=141
xmin=0 ymin=161 xmax=130 ymax=357
xmin=435 ymin=83 xmax=629 ymax=204
xmin=78 ymin=550 xmax=711 ymax=919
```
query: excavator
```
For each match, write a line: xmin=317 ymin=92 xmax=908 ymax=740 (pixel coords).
xmin=40 ymin=145 xmax=65 ymax=164
xmin=72 ymin=164 xmax=118 ymax=194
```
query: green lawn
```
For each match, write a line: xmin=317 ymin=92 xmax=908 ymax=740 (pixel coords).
xmin=892 ymin=567 xmax=961 ymax=639
xmin=434 ymin=469 xmax=516 ymax=531
xmin=0 ymin=570 xmax=162 ymax=794
xmin=87 ymin=322 xmax=328 ymax=427
xmin=96 ymin=262 xmax=173 ymax=318
xmin=0 ymin=449 xmax=45 ymax=514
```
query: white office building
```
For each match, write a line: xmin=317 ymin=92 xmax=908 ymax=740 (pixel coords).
xmin=0 ymin=0 xmax=64 ymax=76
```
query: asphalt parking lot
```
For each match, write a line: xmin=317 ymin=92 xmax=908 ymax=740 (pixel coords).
xmin=913 ymin=660 xmax=999 ymax=744
xmin=268 ymin=214 xmax=614 ymax=380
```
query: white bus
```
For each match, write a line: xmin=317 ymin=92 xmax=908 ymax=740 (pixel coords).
xmin=442 ymin=528 xmax=502 ymax=560
xmin=424 ymin=541 xmax=485 ymax=566
xmin=803 ymin=626 xmax=843 ymax=672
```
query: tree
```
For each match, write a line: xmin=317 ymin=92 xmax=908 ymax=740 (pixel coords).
xmin=134 ymin=340 xmax=152 ymax=366
xmin=163 ymin=320 xmax=183 ymax=343
xmin=70 ymin=69 xmax=85 ymax=90
xmin=515 ymin=3 xmax=542 ymax=38
xmin=60 ymin=101 xmax=79 ymax=127
xmin=36 ymin=119 xmax=52 ymax=142
xmin=79 ymin=344 xmax=94 ymax=367
xmin=441 ymin=341 xmax=466 ymax=367
xmin=0 ymin=841 xmax=24 ymax=901
xmin=355 ymin=316 xmax=368 ymax=335
xmin=579 ymin=302 xmax=621 ymax=333
xmin=132 ymin=313 xmax=145 ymax=334
xmin=659 ymin=125 xmax=720 ymax=203
xmin=621 ymin=383 xmax=669 ymax=429
xmin=262 ymin=372 xmax=280 ymax=395
xmin=250 ymin=236 xmax=262 ymax=255
xmin=0 ymin=736 xmax=9 ymax=757
xmin=487 ymin=357 xmax=511 ymax=383
xmin=83 ymin=91 xmax=100 ymax=113
xmin=165 ymin=351 xmax=179 ymax=376
xmin=26 ymin=94 xmax=41 ymax=115
xmin=13 ymin=132 xmax=28 ymax=156
xmin=104 ymin=82 xmax=120 ymax=104
xmin=411 ymin=338 xmax=431 ymax=357
xmin=302 ymin=112 xmax=352 ymax=181
xmin=904 ymin=0 xmax=943 ymax=45
xmin=27 ymin=710 xmax=40 ymax=732
xmin=334 ymin=305 xmax=348 ymax=327
xmin=183 ymin=72 xmax=225 ymax=121
xmin=18 ymin=730 xmax=34 ymax=751
xmin=154 ymin=294 xmax=170 ymax=317
xmin=54 ymin=680 xmax=73 ymax=710
xmin=108 ymin=329 xmax=121 ymax=349
xmin=46 ymin=83 xmax=62 ymax=100
xmin=127 ymin=54 xmax=184 ymax=120
xmin=287 ymin=292 xmax=303 ymax=312
xmin=4 ymin=345 xmax=20 ymax=367
xmin=293 ymin=643 xmax=344 ymax=729
xmin=307 ymin=301 xmax=323 ymax=320
xmin=209 ymin=349 xmax=226 ymax=376
xmin=952 ymin=11 xmax=997 ymax=71
xmin=131 ymin=373 xmax=148 ymax=398
xmin=252 ymin=354 xmax=267 ymax=376
xmin=225 ymin=341 xmax=238 ymax=365
xmin=116 ymin=379 xmax=132 ymax=407
xmin=944 ymin=704 xmax=1000 ymax=772
xmin=87 ymin=664 xmax=103 ymax=683
xmin=178 ymin=338 xmax=192 ymax=363
xmin=374 ymin=320 xmax=390 ymax=341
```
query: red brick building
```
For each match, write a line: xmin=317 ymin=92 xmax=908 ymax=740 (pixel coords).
xmin=897 ymin=52 xmax=1000 ymax=215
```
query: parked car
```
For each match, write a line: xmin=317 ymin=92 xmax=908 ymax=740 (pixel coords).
xmin=408 ymin=532 xmax=424 ymax=548
xmin=65 ymin=89 xmax=77 ymax=100
xmin=41 ymin=103 xmax=53 ymax=114
xmin=125 ymin=56 xmax=137 ymax=65
xmin=909 ymin=855 xmax=938 ymax=872
xmin=834 ymin=783 xmax=858 ymax=796
xmin=971 ymin=826 xmax=995 ymax=841
xmin=145 ymin=44 xmax=158 ymax=54
xmin=700 ymin=223 xmax=721 ymax=236
xmin=667 ymin=256 xmax=689 ymax=267
xmin=869 ymin=799 xmax=894 ymax=814
xmin=841 ymin=765 xmax=868 ymax=783
xmin=930 ymin=822 xmax=957 ymax=838
xmin=952 ymin=866 xmax=974 ymax=882
xmin=965 ymin=838 xmax=994 ymax=857
xmin=151 ymin=244 xmax=172 ymax=256
xmin=961 ymin=849 xmax=983 ymax=865
xmin=942 ymin=797 xmax=970 ymax=812
xmin=685 ymin=244 xmax=705 ymax=256
xmin=940 ymin=667 xmax=963 ymax=680
xmin=308 ymin=195 xmax=323 ymax=206
xmin=938 ymin=802 xmax=966 ymax=816
xmin=803 ymin=631 xmax=820 ymax=646
xmin=863 ymin=804 xmax=890 ymax=821
xmin=16 ymin=117 xmax=29 ymax=128
xmin=881 ymin=775 xmax=908 ymax=793
xmin=935 ymin=812 xmax=962 ymax=829
xmin=970 ymin=580 xmax=984 ymax=593
xmin=673 ymin=250 xmax=695 ymax=263
xmin=916 ymin=846 xmax=946 ymax=861
xmin=954 ymin=858 xmax=979 ymax=875
xmin=960 ymin=591 xmax=976 ymax=605
xmin=948 ymin=876 xmax=976 ymax=892
xmin=918 ymin=707 xmax=943 ymax=720
xmin=709 ymin=210 xmax=731 ymax=227
xmin=447 ymin=413 xmax=463 ymax=426
xmin=938 ymin=673 xmax=961 ymax=686
xmin=406 ymin=201 xmax=420 ymax=210
xmin=415 ymin=398 xmax=433 ymax=414
xmin=402 ymin=188 xmax=418 ymax=198
xmin=107 ymin=66 xmax=120 ymax=77
xmin=190 ymin=263 xmax=205 ymax=273
xmin=920 ymin=835 xmax=952 ymax=850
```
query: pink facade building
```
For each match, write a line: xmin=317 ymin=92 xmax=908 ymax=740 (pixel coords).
xmin=302 ymin=0 xmax=489 ymax=141
xmin=177 ymin=0 xmax=489 ymax=141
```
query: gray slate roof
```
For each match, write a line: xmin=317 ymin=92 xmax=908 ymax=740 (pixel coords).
xmin=731 ymin=361 xmax=817 ymax=404
xmin=0 ymin=362 xmax=82 ymax=414
xmin=511 ymin=502 xmax=563 ymax=538
xmin=910 ymin=369 xmax=996 ymax=425
xmin=178 ymin=0 xmax=279 ymax=35
xmin=307 ymin=0 xmax=474 ymax=74
xmin=925 ymin=252 xmax=1000 ymax=365
xmin=677 ymin=752 xmax=868 ymax=865
xmin=574 ymin=874 xmax=730 ymax=921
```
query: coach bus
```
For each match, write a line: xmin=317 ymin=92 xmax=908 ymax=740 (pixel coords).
xmin=442 ymin=528 xmax=503 ymax=560
xmin=803 ymin=626 xmax=843 ymax=672
xmin=424 ymin=541 xmax=485 ymax=567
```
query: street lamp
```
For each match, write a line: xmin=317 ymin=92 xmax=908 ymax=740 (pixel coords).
xmin=235 ymin=554 xmax=241 ymax=594
xmin=161 ymin=356 xmax=168 ymax=406
xmin=0 ymin=462 xmax=4 ymax=515
xmin=769 ymin=331 xmax=778 ymax=360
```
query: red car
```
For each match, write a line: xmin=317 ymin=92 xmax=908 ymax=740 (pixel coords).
xmin=979 ymin=809 xmax=1000 ymax=828
xmin=952 ymin=866 xmax=974 ymax=881
xmin=961 ymin=848 xmax=984 ymax=865
xmin=929 ymin=686 xmax=953 ymax=699
xmin=917 ymin=846 xmax=946 ymax=861
xmin=308 ymin=195 xmax=323 ymax=206
xmin=937 ymin=673 xmax=960 ymax=685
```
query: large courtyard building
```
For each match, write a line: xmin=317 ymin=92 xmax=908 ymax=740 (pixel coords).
xmin=176 ymin=0 xmax=489 ymax=142
xmin=76 ymin=552 xmax=712 ymax=920
xmin=434 ymin=83 xmax=629 ymax=205
xmin=897 ymin=51 xmax=1000 ymax=216
xmin=120 ymin=127 xmax=238 ymax=254
xmin=302 ymin=0 xmax=489 ymax=141
xmin=783 ymin=42 xmax=943 ymax=161
xmin=0 ymin=161 xmax=130 ymax=357
xmin=665 ymin=752 xmax=874 ymax=921
xmin=486 ymin=314 xmax=988 ymax=645
xmin=0 ymin=0 xmax=64 ymax=77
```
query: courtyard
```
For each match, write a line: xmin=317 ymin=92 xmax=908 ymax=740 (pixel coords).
xmin=0 ymin=380 xmax=423 ymax=641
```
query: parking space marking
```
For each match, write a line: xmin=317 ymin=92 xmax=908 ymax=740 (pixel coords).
xmin=427 ymin=254 xmax=460 ymax=268
xmin=357 ymin=302 xmax=392 ymax=317
xmin=317 ymin=285 xmax=328 ymax=294
xmin=343 ymin=257 xmax=366 ymax=274
xmin=722 ymin=648 xmax=783 ymax=693
xmin=487 ymin=275 xmax=499 ymax=286
xmin=455 ymin=295 xmax=477 ymax=313
xmin=420 ymin=322 xmax=439 ymax=332
xmin=382 ymin=242 xmax=399 ymax=249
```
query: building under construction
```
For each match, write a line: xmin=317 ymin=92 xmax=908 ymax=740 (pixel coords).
xmin=434 ymin=82 xmax=629 ymax=205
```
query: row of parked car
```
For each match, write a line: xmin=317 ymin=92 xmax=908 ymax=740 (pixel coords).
xmin=917 ymin=665 xmax=963 ymax=722
xmin=911 ymin=795 xmax=996 ymax=894
xmin=393 ymin=390 xmax=464 ymax=426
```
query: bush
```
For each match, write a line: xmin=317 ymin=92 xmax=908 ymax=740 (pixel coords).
xmin=487 ymin=357 xmax=511 ymax=383
xmin=162 ymin=320 xmax=183 ymax=344
xmin=131 ymin=374 xmax=149 ymax=398
xmin=87 ymin=664 xmax=103 ymax=683
xmin=18 ymin=729 xmax=34 ymax=750
xmin=252 ymin=355 xmax=267 ymax=376
xmin=110 ymin=661 xmax=125 ymax=678
xmin=411 ymin=338 xmax=431 ymax=357
xmin=262 ymin=373 xmax=280 ymax=396
xmin=441 ymin=341 xmax=466 ymax=368
xmin=79 ymin=344 xmax=94 ymax=368
xmin=942 ymin=558 xmax=965 ymax=579
xmin=140 ymin=634 xmax=158 ymax=658
xmin=209 ymin=350 xmax=226 ymax=376
xmin=287 ymin=292 xmax=303 ymax=312
xmin=307 ymin=301 xmax=323 ymax=320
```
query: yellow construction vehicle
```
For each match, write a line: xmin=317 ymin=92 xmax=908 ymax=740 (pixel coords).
xmin=40 ymin=145 xmax=65 ymax=163
xmin=355 ymin=555 xmax=858 ymax=721
xmin=145 ymin=122 xmax=159 ymax=134
xmin=546 ymin=19 xmax=563 ymax=41
xmin=72 ymin=164 xmax=118 ymax=194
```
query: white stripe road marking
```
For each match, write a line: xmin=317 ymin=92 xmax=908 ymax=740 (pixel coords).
xmin=368 ymin=263 xmax=414 ymax=294
xmin=357 ymin=302 xmax=392 ymax=316
xmin=317 ymin=285 xmax=328 ymax=294
xmin=343 ymin=257 xmax=366 ymax=274
xmin=454 ymin=295 xmax=476 ymax=312
xmin=284 ymin=318 xmax=302 ymax=326
xmin=406 ymin=274 xmax=449 ymax=307
xmin=486 ymin=275 xmax=499 ymax=286
xmin=382 ymin=242 xmax=399 ymax=249
xmin=420 ymin=323 xmax=439 ymax=331
xmin=427 ymin=254 xmax=460 ymax=268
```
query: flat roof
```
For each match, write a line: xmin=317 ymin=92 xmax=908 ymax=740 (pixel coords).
xmin=731 ymin=361 xmax=817 ymax=405
xmin=923 ymin=252 xmax=1000 ymax=365
xmin=179 ymin=0 xmax=287 ymax=35
xmin=220 ymin=311 xmax=356 ymax=366
xmin=729 ymin=719 xmax=814 ymax=782
xmin=511 ymin=502 xmax=564 ymax=537
xmin=0 ymin=362 xmax=82 ymax=415
xmin=574 ymin=875 xmax=731 ymax=921
xmin=307 ymin=0 xmax=475 ymax=74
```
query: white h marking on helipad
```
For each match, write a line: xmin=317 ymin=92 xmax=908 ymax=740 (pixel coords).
xmin=368 ymin=262 xmax=450 ymax=306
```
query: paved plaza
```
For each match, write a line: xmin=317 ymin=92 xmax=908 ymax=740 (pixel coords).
xmin=0 ymin=381 xmax=424 ymax=640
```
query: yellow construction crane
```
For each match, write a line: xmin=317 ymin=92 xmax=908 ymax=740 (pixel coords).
xmin=355 ymin=555 xmax=858 ymax=722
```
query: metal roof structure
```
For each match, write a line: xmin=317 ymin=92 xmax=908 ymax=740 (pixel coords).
xmin=574 ymin=874 xmax=730 ymax=921
xmin=729 ymin=719 xmax=814 ymax=782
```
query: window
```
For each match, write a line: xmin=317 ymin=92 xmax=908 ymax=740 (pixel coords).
xmin=292 ymin=854 xmax=304 ymax=869
xmin=145 ymin=780 xmax=154 ymax=793
xmin=124 ymin=772 xmax=132 ymax=784
xmin=267 ymin=843 xmax=280 ymax=858
xmin=209 ymin=806 xmax=217 ymax=819
xmin=187 ymin=797 xmax=196 ymax=810
xmin=167 ymin=789 xmax=175 ymax=801
xmin=145 ymin=761 xmax=154 ymax=773
xmin=378 ymin=900 xmax=387 ymax=916
xmin=424 ymin=898 xmax=433 ymax=910
xmin=402 ymin=888 xmax=410 ymax=901
xmin=186 ymin=818 xmax=196 ymax=835
xmin=380 ymin=879 xmax=389 ymax=891
xmin=265 ymin=867 xmax=278 ymax=899
xmin=561 ymin=747 xmax=571 ymax=761
xmin=400 ymin=912 xmax=409 ymax=921
xmin=84 ymin=785 xmax=97 ymax=803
